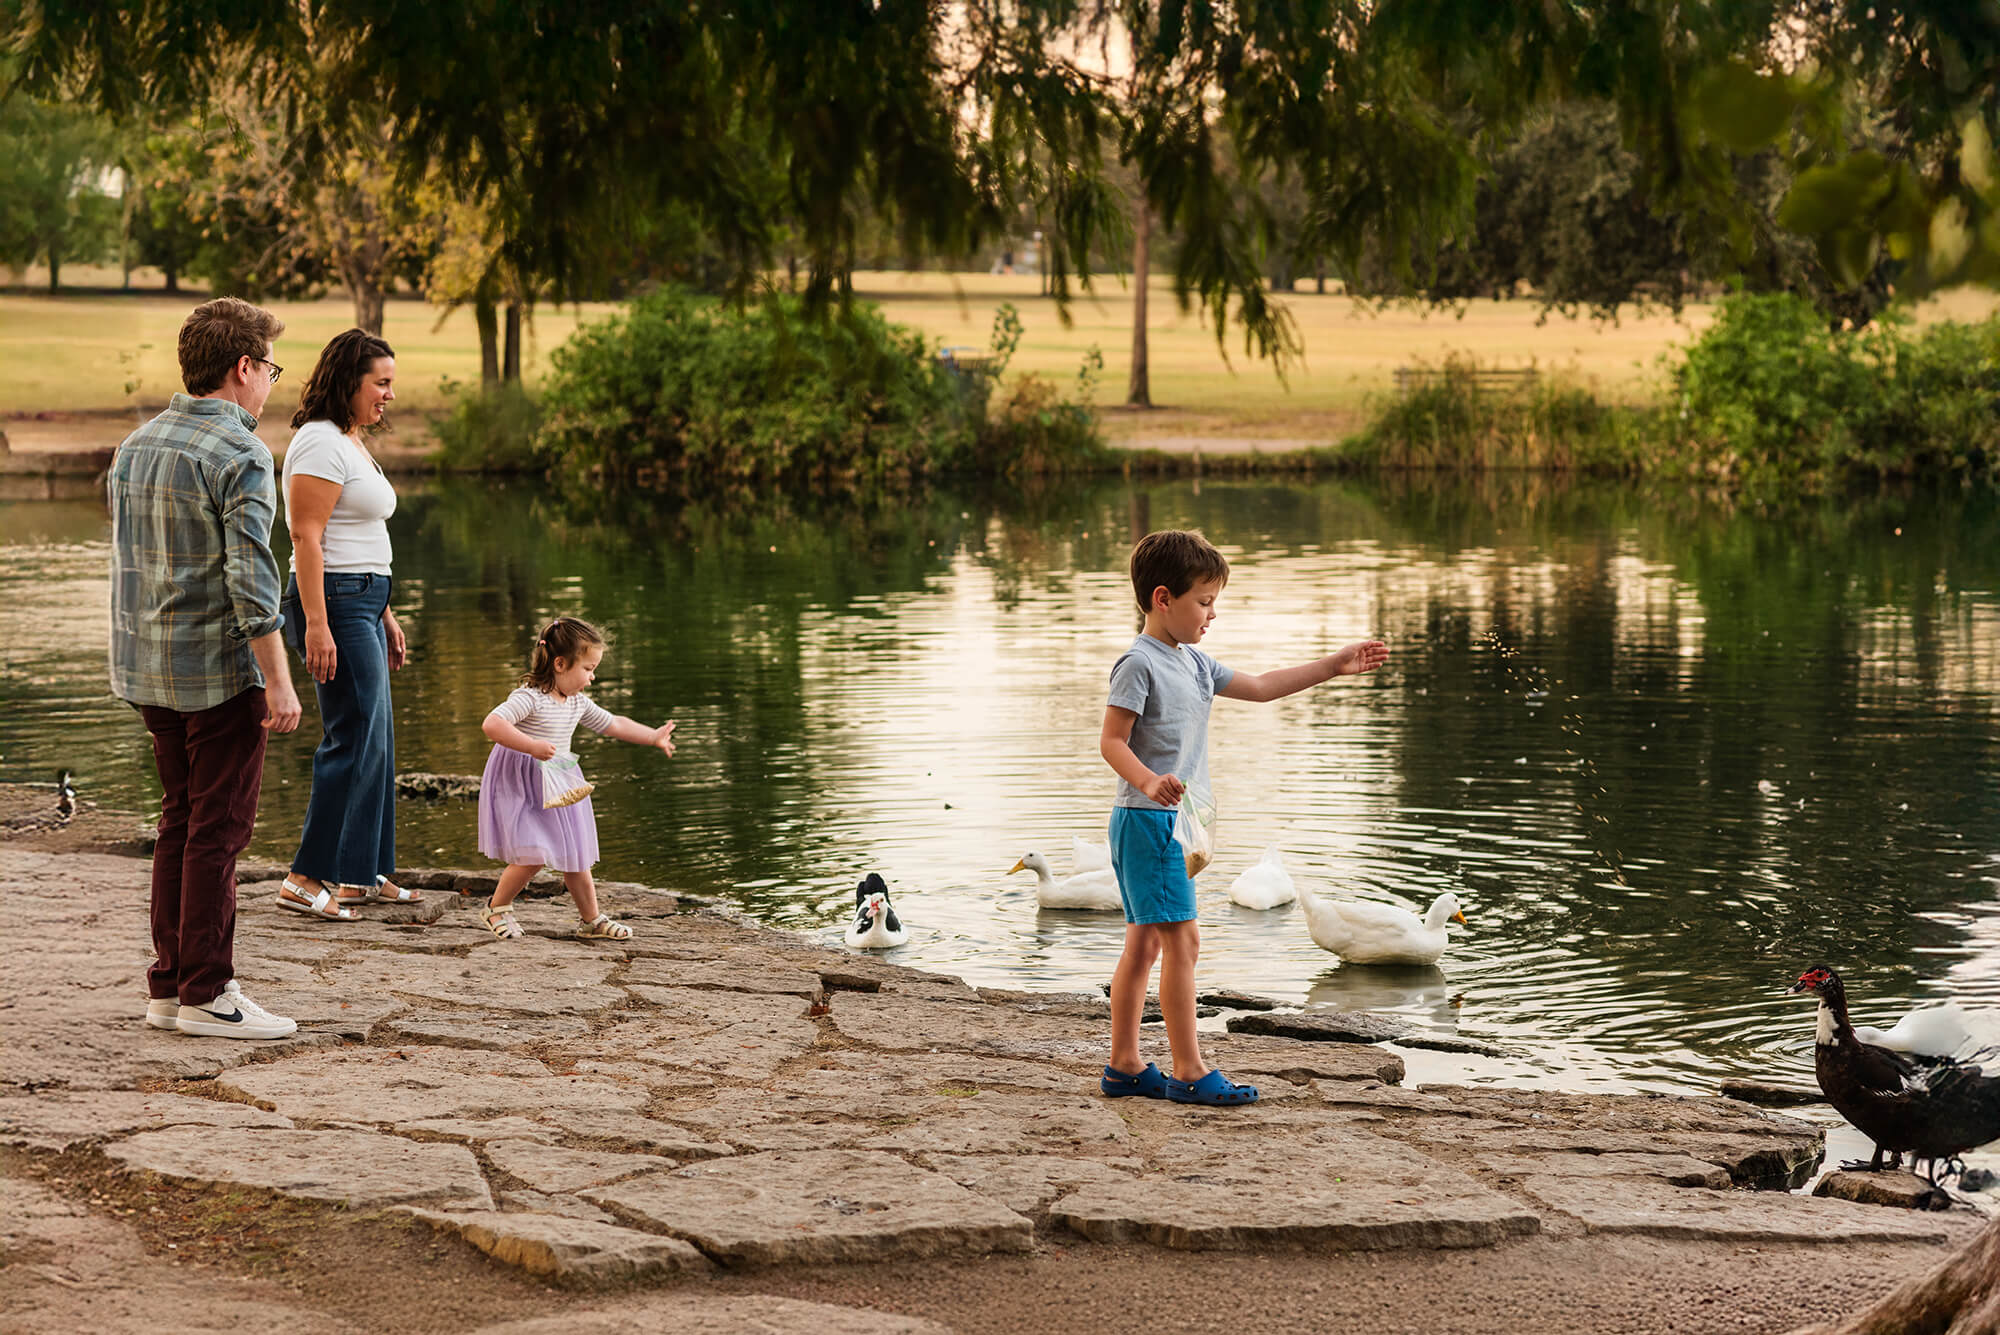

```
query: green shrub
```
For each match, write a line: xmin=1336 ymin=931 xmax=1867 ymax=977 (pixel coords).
xmin=429 ymin=380 xmax=545 ymax=472
xmin=1671 ymin=291 xmax=2000 ymax=488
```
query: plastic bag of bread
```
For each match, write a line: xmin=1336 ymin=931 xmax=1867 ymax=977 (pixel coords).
xmin=1172 ymin=787 xmax=1216 ymax=878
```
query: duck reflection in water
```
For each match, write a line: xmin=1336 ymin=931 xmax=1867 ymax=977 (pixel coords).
xmin=1308 ymin=962 xmax=1455 ymax=1025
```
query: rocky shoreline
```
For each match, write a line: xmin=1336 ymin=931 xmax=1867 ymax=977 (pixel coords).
xmin=2 ymin=795 xmax=1992 ymax=1333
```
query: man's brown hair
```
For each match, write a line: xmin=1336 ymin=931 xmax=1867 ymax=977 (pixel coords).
xmin=1129 ymin=529 xmax=1230 ymax=613
xmin=178 ymin=297 xmax=285 ymax=395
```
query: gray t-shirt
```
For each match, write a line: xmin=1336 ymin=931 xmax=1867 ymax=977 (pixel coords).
xmin=1106 ymin=633 xmax=1234 ymax=809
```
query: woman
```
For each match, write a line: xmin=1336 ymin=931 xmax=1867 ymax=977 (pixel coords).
xmin=273 ymin=329 xmax=422 ymax=920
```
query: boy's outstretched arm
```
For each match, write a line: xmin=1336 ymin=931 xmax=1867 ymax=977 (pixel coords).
xmin=1217 ymin=639 xmax=1389 ymax=704
xmin=1101 ymin=706 xmax=1185 ymax=806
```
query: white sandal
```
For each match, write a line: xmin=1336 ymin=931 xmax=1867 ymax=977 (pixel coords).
xmin=576 ymin=913 xmax=632 ymax=941
xmin=367 ymin=875 xmax=424 ymax=904
xmin=276 ymin=879 xmax=357 ymax=922
xmin=481 ymin=900 xmax=524 ymax=940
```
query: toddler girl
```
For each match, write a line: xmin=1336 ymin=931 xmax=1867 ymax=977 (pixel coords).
xmin=477 ymin=616 xmax=676 ymax=940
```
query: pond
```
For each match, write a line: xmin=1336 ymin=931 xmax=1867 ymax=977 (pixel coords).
xmin=5 ymin=473 xmax=1999 ymax=1097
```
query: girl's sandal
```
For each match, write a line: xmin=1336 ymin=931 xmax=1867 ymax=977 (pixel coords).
xmin=576 ymin=913 xmax=632 ymax=941
xmin=368 ymin=875 xmax=424 ymax=904
xmin=276 ymin=879 xmax=357 ymax=922
xmin=481 ymin=901 xmax=524 ymax=940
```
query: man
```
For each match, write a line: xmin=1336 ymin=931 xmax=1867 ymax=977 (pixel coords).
xmin=109 ymin=296 xmax=304 ymax=1040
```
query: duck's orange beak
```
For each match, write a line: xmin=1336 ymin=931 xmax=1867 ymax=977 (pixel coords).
xmin=1452 ymin=910 xmax=1468 ymax=925
xmin=1007 ymin=859 xmax=1025 ymax=874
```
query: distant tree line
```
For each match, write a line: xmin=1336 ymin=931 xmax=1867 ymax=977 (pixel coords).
xmin=3 ymin=2 xmax=1995 ymax=400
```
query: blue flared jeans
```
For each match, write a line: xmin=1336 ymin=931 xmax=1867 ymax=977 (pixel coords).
xmin=283 ymin=571 xmax=396 ymax=886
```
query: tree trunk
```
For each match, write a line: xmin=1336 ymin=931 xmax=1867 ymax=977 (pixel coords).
xmin=1316 ymin=256 xmax=1326 ymax=295
xmin=1787 ymin=1217 xmax=2000 ymax=1335
xmin=163 ymin=258 xmax=180 ymax=294
xmin=502 ymin=302 xmax=522 ymax=382
xmin=1125 ymin=203 xmax=1151 ymax=409
xmin=46 ymin=245 xmax=60 ymax=294
xmin=350 ymin=280 xmax=385 ymax=334
xmin=475 ymin=287 xmax=500 ymax=388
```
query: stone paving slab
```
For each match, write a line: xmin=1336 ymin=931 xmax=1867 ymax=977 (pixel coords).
xmin=403 ymin=1208 xmax=712 ymax=1285
xmin=1812 ymin=1170 xmax=1953 ymax=1210
xmin=852 ymin=1092 xmax=1133 ymax=1156
xmin=106 ymin=1126 xmax=494 ymax=1211
xmin=1516 ymin=1175 xmax=1975 ymax=1243
xmin=812 ymin=1049 xmax=1089 ymax=1095
xmin=1472 ymin=1150 xmax=1733 ymax=1189
xmin=921 ymin=1152 xmax=1147 ymax=1216
xmin=1227 ymin=1010 xmax=1413 ymax=1043
xmin=469 ymin=1294 xmax=953 ymax=1335
xmin=624 ymin=954 xmax=824 ymax=998
xmin=375 ymin=1012 xmax=595 ymax=1050
xmin=315 ymin=949 xmax=626 ymax=1017
xmin=1200 ymin=1032 xmax=1407 ymax=1084
xmin=545 ymin=1108 xmax=736 ymax=1160
xmin=486 ymin=1139 xmax=681 ymax=1193
xmin=583 ymin=1149 xmax=1035 ymax=1265
xmin=0 ymin=1091 xmax=292 ymax=1151
xmin=218 ymin=1047 xmax=652 ymax=1124
xmin=1051 ymin=1127 xmax=1542 ymax=1251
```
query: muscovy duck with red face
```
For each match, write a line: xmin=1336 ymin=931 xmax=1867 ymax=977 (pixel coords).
xmin=1789 ymin=965 xmax=2000 ymax=1184
xmin=845 ymin=874 xmax=908 ymax=949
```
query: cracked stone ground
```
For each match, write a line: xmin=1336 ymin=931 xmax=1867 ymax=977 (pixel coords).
xmin=1 ymin=842 xmax=1988 ymax=1334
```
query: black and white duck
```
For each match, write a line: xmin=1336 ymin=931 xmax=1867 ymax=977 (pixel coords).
xmin=1788 ymin=965 xmax=2000 ymax=1184
xmin=55 ymin=769 xmax=76 ymax=823
xmin=845 ymin=873 xmax=908 ymax=949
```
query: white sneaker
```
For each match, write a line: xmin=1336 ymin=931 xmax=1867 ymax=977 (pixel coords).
xmin=175 ymin=986 xmax=298 ymax=1040
xmin=147 ymin=979 xmax=248 ymax=1031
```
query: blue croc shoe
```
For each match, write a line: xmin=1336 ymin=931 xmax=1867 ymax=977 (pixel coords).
xmin=1101 ymin=1062 xmax=1170 ymax=1099
xmin=1165 ymin=1068 xmax=1259 ymax=1106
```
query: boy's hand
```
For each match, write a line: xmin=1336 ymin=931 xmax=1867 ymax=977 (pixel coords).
xmin=1142 ymin=773 xmax=1186 ymax=806
xmin=651 ymin=721 xmax=677 ymax=757
xmin=1331 ymin=639 xmax=1390 ymax=676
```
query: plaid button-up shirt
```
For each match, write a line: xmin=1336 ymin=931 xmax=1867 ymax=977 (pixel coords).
xmin=108 ymin=393 xmax=285 ymax=711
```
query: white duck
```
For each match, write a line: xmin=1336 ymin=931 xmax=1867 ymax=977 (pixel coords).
xmin=1070 ymin=835 xmax=1111 ymax=874
xmin=1853 ymin=1003 xmax=1982 ymax=1063
xmin=1011 ymin=850 xmax=1122 ymax=912
xmin=1297 ymin=884 xmax=1466 ymax=966
xmin=1227 ymin=845 xmax=1297 ymax=910
xmin=845 ymin=874 xmax=908 ymax=948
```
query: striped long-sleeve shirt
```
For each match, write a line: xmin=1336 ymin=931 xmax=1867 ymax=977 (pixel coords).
xmin=107 ymin=394 xmax=286 ymax=711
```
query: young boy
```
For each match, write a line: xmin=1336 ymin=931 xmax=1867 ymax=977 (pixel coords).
xmin=1099 ymin=530 xmax=1388 ymax=1106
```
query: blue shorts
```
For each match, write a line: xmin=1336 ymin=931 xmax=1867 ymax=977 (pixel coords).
xmin=1108 ymin=806 xmax=1197 ymax=925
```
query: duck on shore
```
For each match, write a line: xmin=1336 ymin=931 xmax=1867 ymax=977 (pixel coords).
xmin=1788 ymin=965 xmax=2000 ymax=1184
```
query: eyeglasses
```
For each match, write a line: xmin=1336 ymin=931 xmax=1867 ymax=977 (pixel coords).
xmin=253 ymin=356 xmax=284 ymax=385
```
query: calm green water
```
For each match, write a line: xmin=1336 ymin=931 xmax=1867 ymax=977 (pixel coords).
xmin=5 ymin=475 xmax=1999 ymax=1096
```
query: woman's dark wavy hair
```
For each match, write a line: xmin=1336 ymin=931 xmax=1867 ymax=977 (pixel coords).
xmin=522 ymin=616 xmax=607 ymax=692
xmin=290 ymin=328 xmax=395 ymax=432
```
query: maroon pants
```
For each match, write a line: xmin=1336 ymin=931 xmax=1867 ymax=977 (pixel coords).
xmin=139 ymin=687 xmax=268 ymax=1006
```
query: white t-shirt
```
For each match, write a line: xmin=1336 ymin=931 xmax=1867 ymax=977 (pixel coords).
xmin=488 ymin=687 xmax=616 ymax=753
xmin=283 ymin=419 xmax=397 ymax=574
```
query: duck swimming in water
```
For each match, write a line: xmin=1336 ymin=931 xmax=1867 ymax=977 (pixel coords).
xmin=845 ymin=874 xmax=909 ymax=949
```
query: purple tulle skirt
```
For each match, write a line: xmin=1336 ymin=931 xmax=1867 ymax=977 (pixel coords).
xmin=477 ymin=745 xmax=599 ymax=872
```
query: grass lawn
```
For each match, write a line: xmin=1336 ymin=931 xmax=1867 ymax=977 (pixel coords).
xmin=7 ymin=265 xmax=1996 ymax=447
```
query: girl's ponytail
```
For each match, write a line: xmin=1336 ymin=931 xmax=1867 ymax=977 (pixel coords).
xmin=522 ymin=616 xmax=606 ymax=690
